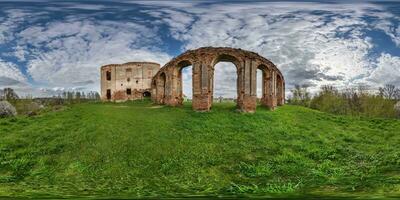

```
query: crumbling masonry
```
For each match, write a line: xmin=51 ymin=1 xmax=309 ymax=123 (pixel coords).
xmin=100 ymin=62 xmax=160 ymax=101
xmin=151 ymin=47 xmax=285 ymax=112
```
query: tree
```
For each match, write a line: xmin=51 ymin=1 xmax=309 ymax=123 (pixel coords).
xmin=75 ymin=92 xmax=81 ymax=103
xmin=67 ymin=91 xmax=73 ymax=104
xmin=394 ymin=88 xmax=400 ymax=101
xmin=94 ymin=92 xmax=100 ymax=100
xmin=3 ymin=88 xmax=19 ymax=102
xmin=379 ymin=84 xmax=398 ymax=100
xmin=290 ymin=84 xmax=311 ymax=106
xmin=310 ymin=85 xmax=348 ymax=115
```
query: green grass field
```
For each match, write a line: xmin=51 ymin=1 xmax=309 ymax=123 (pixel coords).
xmin=0 ymin=101 xmax=399 ymax=199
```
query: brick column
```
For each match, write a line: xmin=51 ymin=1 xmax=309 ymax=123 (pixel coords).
xmin=164 ymin=68 xmax=176 ymax=106
xmin=193 ymin=61 xmax=211 ymax=111
xmin=237 ymin=59 xmax=256 ymax=112
xmin=282 ymin=78 xmax=285 ymax=105
xmin=277 ymin=75 xmax=284 ymax=106
xmin=155 ymin=75 xmax=166 ymax=104
xmin=264 ymin=70 xmax=277 ymax=109
xmin=260 ymin=69 xmax=268 ymax=107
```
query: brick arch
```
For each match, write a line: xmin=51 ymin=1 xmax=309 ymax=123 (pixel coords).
xmin=152 ymin=47 xmax=284 ymax=112
xmin=209 ymin=54 xmax=242 ymax=108
xmin=210 ymin=53 xmax=243 ymax=69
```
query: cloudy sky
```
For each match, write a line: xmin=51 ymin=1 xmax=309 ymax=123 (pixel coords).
xmin=0 ymin=0 xmax=399 ymax=98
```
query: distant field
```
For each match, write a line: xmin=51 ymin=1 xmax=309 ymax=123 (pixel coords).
xmin=0 ymin=101 xmax=399 ymax=199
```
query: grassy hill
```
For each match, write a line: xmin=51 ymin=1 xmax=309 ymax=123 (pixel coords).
xmin=0 ymin=101 xmax=399 ymax=198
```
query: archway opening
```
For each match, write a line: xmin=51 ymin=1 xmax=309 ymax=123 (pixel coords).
xmin=106 ymin=89 xmax=111 ymax=100
xmin=181 ymin=65 xmax=193 ymax=105
xmin=143 ymin=91 xmax=151 ymax=98
xmin=212 ymin=55 xmax=238 ymax=109
xmin=257 ymin=69 xmax=263 ymax=104
xmin=176 ymin=60 xmax=193 ymax=106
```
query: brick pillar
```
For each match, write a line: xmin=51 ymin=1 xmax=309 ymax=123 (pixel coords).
xmin=164 ymin=68 xmax=177 ymax=106
xmin=236 ymin=62 xmax=244 ymax=109
xmin=264 ymin=70 xmax=277 ymax=110
xmin=151 ymin=81 xmax=157 ymax=103
xmin=281 ymin=81 xmax=285 ymax=105
xmin=260 ymin=69 xmax=268 ymax=107
xmin=169 ymin=67 xmax=187 ymax=107
xmin=155 ymin=78 xmax=162 ymax=104
xmin=193 ymin=61 xmax=211 ymax=111
xmin=277 ymin=75 xmax=284 ymax=106
xmin=176 ymin=68 xmax=184 ymax=106
xmin=238 ymin=59 xmax=256 ymax=112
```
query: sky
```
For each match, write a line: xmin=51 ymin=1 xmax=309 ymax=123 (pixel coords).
xmin=0 ymin=0 xmax=399 ymax=98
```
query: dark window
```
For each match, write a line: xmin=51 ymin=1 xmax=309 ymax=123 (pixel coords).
xmin=106 ymin=71 xmax=111 ymax=80
xmin=106 ymin=89 xmax=111 ymax=100
xmin=126 ymin=68 xmax=132 ymax=72
xmin=126 ymin=88 xmax=131 ymax=95
xmin=127 ymin=78 xmax=130 ymax=82
xmin=136 ymin=80 xmax=139 ymax=84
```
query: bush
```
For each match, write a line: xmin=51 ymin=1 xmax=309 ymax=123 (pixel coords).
xmin=0 ymin=101 xmax=17 ymax=118
xmin=361 ymin=96 xmax=396 ymax=118
xmin=395 ymin=101 xmax=400 ymax=117
xmin=288 ymin=84 xmax=311 ymax=107
xmin=23 ymin=102 xmax=42 ymax=116
xmin=310 ymin=86 xmax=348 ymax=115
xmin=294 ymin=85 xmax=398 ymax=119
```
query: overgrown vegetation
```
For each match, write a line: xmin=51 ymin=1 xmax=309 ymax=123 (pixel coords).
xmin=288 ymin=84 xmax=400 ymax=118
xmin=0 ymin=101 xmax=399 ymax=198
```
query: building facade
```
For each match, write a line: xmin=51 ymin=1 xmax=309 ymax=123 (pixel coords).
xmin=100 ymin=62 xmax=160 ymax=101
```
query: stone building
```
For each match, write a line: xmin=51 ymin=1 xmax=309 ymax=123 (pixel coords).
xmin=100 ymin=62 xmax=160 ymax=101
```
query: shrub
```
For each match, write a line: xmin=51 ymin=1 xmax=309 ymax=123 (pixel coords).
xmin=395 ymin=101 xmax=400 ymax=117
xmin=23 ymin=102 xmax=42 ymax=116
xmin=0 ymin=101 xmax=17 ymax=118
xmin=288 ymin=84 xmax=311 ymax=107
xmin=294 ymin=85 xmax=398 ymax=118
xmin=310 ymin=86 xmax=348 ymax=115
xmin=361 ymin=96 xmax=396 ymax=118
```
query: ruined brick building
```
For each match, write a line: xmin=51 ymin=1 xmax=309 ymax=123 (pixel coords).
xmin=100 ymin=62 xmax=160 ymax=101
xmin=101 ymin=47 xmax=285 ymax=113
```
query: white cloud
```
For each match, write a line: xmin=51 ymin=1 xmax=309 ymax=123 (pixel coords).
xmin=0 ymin=59 xmax=27 ymax=84
xmin=0 ymin=59 xmax=30 ymax=96
xmin=373 ymin=14 xmax=400 ymax=47
xmin=368 ymin=53 xmax=400 ymax=86
xmin=0 ymin=9 xmax=41 ymax=44
xmin=13 ymin=45 xmax=26 ymax=61
xmin=154 ymin=1 xmax=398 ymax=96
xmin=16 ymin=19 xmax=171 ymax=91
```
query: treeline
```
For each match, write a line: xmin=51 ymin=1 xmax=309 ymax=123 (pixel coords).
xmin=0 ymin=88 xmax=100 ymax=103
xmin=60 ymin=91 xmax=101 ymax=103
xmin=287 ymin=84 xmax=400 ymax=118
